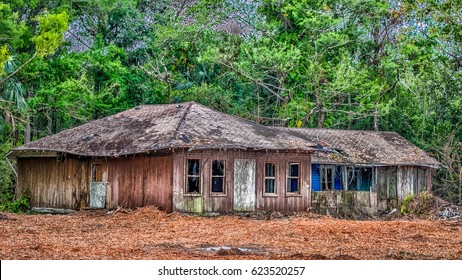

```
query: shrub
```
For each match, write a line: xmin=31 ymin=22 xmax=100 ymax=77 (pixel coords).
xmin=400 ymin=192 xmax=435 ymax=215
xmin=0 ymin=196 xmax=30 ymax=213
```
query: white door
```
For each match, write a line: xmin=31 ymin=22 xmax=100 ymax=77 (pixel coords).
xmin=233 ymin=159 xmax=256 ymax=211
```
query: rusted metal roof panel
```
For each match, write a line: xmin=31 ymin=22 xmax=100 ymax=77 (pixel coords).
xmin=13 ymin=102 xmax=317 ymax=157
xmin=279 ymin=128 xmax=440 ymax=167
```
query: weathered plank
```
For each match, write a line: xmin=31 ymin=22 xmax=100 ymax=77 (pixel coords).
xmin=107 ymin=156 xmax=173 ymax=211
xmin=17 ymin=157 xmax=87 ymax=209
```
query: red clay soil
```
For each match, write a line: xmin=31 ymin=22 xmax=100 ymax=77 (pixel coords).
xmin=0 ymin=207 xmax=461 ymax=260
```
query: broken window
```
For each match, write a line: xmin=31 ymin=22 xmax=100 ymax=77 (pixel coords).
xmin=348 ymin=167 xmax=373 ymax=191
xmin=320 ymin=165 xmax=335 ymax=190
xmin=360 ymin=167 xmax=373 ymax=191
xmin=264 ymin=162 xmax=276 ymax=194
xmin=92 ymin=164 xmax=102 ymax=182
xmin=211 ymin=160 xmax=225 ymax=193
xmin=187 ymin=159 xmax=201 ymax=193
xmin=287 ymin=162 xmax=300 ymax=193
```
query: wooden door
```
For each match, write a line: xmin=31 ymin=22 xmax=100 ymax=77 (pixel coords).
xmin=233 ymin=159 xmax=256 ymax=211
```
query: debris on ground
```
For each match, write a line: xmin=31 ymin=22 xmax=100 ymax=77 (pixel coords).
xmin=0 ymin=206 xmax=461 ymax=260
xmin=437 ymin=204 xmax=462 ymax=220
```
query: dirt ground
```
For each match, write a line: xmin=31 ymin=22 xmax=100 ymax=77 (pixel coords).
xmin=0 ymin=207 xmax=461 ymax=260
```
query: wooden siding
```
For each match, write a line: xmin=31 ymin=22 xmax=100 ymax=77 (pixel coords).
xmin=17 ymin=157 xmax=88 ymax=209
xmin=376 ymin=166 xmax=400 ymax=210
xmin=173 ymin=150 xmax=313 ymax=213
xmin=107 ymin=156 xmax=173 ymax=211
xmin=173 ymin=152 xmax=235 ymax=213
xmin=398 ymin=166 xmax=416 ymax=200
xmin=255 ymin=155 xmax=311 ymax=213
xmin=376 ymin=166 xmax=431 ymax=210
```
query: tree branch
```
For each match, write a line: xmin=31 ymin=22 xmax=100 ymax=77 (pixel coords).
xmin=0 ymin=52 xmax=37 ymax=86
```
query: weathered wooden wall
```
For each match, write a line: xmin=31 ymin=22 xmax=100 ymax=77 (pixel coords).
xmin=107 ymin=156 xmax=173 ymax=211
xmin=376 ymin=166 xmax=431 ymax=210
xmin=17 ymin=157 xmax=88 ymax=209
xmin=311 ymin=191 xmax=378 ymax=215
xmin=17 ymin=155 xmax=173 ymax=211
xmin=173 ymin=152 xmax=234 ymax=213
xmin=255 ymin=156 xmax=311 ymax=213
xmin=172 ymin=150 xmax=312 ymax=213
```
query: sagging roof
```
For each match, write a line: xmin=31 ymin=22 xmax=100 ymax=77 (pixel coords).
xmin=279 ymin=128 xmax=440 ymax=168
xmin=12 ymin=102 xmax=317 ymax=157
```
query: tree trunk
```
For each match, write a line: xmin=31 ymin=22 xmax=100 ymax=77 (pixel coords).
xmin=315 ymin=90 xmax=324 ymax=128
xmin=348 ymin=93 xmax=352 ymax=129
xmin=47 ymin=111 xmax=53 ymax=135
xmin=24 ymin=116 xmax=31 ymax=143
xmin=373 ymin=106 xmax=379 ymax=131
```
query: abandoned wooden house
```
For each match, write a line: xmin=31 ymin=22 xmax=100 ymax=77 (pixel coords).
xmin=9 ymin=102 xmax=320 ymax=213
xmin=280 ymin=128 xmax=440 ymax=213
xmin=8 ymin=102 xmax=439 ymax=214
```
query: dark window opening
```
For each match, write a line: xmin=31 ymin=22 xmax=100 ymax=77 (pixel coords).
xmin=287 ymin=163 xmax=300 ymax=193
xmin=348 ymin=167 xmax=373 ymax=191
xmin=92 ymin=164 xmax=102 ymax=182
xmin=187 ymin=159 xmax=201 ymax=193
xmin=347 ymin=168 xmax=359 ymax=191
xmin=264 ymin=162 xmax=276 ymax=194
xmin=321 ymin=165 xmax=335 ymax=191
xmin=211 ymin=160 xmax=225 ymax=193
xmin=360 ymin=167 xmax=373 ymax=191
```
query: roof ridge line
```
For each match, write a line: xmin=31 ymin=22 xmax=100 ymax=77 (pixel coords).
xmin=170 ymin=102 xmax=194 ymax=145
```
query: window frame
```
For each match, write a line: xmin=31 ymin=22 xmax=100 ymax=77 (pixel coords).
xmin=286 ymin=162 xmax=301 ymax=196
xmin=347 ymin=166 xmax=374 ymax=192
xmin=185 ymin=158 xmax=202 ymax=196
xmin=263 ymin=162 xmax=277 ymax=196
xmin=320 ymin=165 xmax=335 ymax=191
xmin=210 ymin=159 xmax=227 ymax=196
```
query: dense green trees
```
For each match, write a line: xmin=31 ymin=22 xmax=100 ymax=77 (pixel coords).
xmin=1 ymin=0 xmax=461 ymax=204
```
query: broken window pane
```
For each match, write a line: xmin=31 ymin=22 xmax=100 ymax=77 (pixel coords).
xmin=287 ymin=163 xmax=300 ymax=193
xmin=360 ymin=167 xmax=372 ymax=191
xmin=264 ymin=162 xmax=276 ymax=194
xmin=212 ymin=160 xmax=224 ymax=176
xmin=187 ymin=177 xmax=200 ymax=193
xmin=186 ymin=159 xmax=201 ymax=193
xmin=211 ymin=160 xmax=225 ymax=193
xmin=348 ymin=168 xmax=359 ymax=191
xmin=265 ymin=179 xmax=275 ymax=193
xmin=321 ymin=165 xmax=334 ymax=191
xmin=212 ymin=177 xmax=224 ymax=192
xmin=188 ymin=159 xmax=200 ymax=175
xmin=92 ymin=164 xmax=102 ymax=182
xmin=287 ymin=178 xmax=299 ymax=192
xmin=265 ymin=163 xmax=275 ymax=177
xmin=289 ymin=163 xmax=299 ymax=177
xmin=347 ymin=167 xmax=373 ymax=191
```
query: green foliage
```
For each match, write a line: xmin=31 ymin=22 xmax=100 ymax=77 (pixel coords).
xmin=0 ymin=196 xmax=31 ymax=213
xmin=0 ymin=46 xmax=9 ymax=76
xmin=32 ymin=11 xmax=69 ymax=57
xmin=400 ymin=192 xmax=434 ymax=215
xmin=0 ymin=142 xmax=26 ymax=213
xmin=0 ymin=0 xmax=462 ymax=204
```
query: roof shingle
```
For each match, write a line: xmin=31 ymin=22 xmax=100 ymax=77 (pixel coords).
xmin=13 ymin=102 xmax=317 ymax=157
xmin=279 ymin=128 xmax=440 ymax=167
